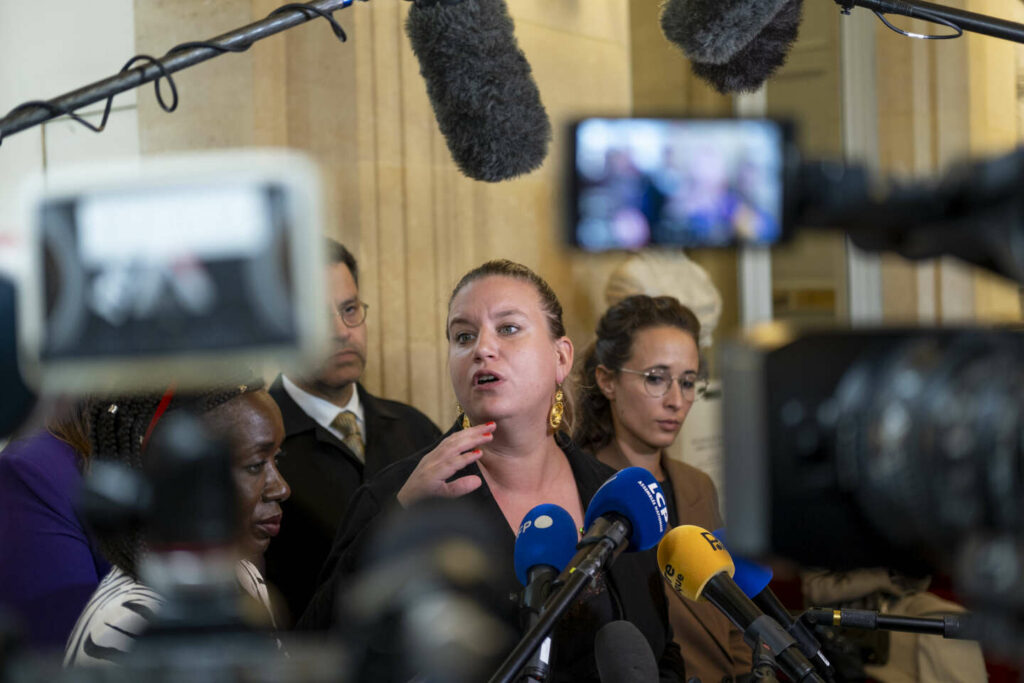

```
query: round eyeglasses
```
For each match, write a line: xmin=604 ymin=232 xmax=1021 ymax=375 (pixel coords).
xmin=335 ymin=301 xmax=369 ymax=327
xmin=618 ymin=367 xmax=699 ymax=402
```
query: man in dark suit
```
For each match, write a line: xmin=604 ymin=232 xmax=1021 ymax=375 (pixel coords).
xmin=264 ymin=240 xmax=441 ymax=625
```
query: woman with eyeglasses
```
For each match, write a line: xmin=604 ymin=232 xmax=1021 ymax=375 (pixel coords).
xmin=575 ymin=294 xmax=753 ymax=683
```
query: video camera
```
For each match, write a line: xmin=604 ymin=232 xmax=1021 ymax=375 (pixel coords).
xmin=0 ymin=150 xmax=342 ymax=681
xmin=568 ymin=116 xmax=1023 ymax=280
xmin=568 ymin=117 xmax=1024 ymax=653
xmin=1 ymin=149 xmax=330 ymax=439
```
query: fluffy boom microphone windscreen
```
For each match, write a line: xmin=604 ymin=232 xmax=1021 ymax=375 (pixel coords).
xmin=660 ymin=0 xmax=792 ymax=64
xmin=405 ymin=0 xmax=552 ymax=182
xmin=661 ymin=0 xmax=804 ymax=94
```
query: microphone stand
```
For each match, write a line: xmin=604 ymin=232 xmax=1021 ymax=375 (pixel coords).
xmin=518 ymin=567 xmax=556 ymax=683
xmin=0 ymin=0 xmax=363 ymax=144
xmin=488 ymin=517 xmax=630 ymax=683
xmin=750 ymin=635 xmax=780 ymax=682
xmin=835 ymin=0 xmax=1024 ymax=45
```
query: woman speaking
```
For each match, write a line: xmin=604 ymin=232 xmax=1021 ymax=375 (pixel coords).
xmin=302 ymin=260 xmax=684 ymax=682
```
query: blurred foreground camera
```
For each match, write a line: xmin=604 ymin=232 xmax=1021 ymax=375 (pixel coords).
xmin=723 ymin=325 xmax=1024 ymax=574
xmin=10 ymin=149 xmax=329 ymax=401
xmin=722 ymin=325 xmax=1024 ymax=650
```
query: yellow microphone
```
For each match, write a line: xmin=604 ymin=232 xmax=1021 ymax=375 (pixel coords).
xmin=657 ymin=525 xmax=825 ymax=683
xmin=657 ymin=524 xmax=735 ymax=601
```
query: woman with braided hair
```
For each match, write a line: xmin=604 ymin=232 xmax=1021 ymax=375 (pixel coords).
xmin=64 ymin=381 xmax=290 ymax=667
xmin=574 ymin=294 xmax=753 ymax=683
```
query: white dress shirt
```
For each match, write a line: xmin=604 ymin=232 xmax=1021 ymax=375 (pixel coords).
xmin=281 ymin=376 xmax=366 ymax=448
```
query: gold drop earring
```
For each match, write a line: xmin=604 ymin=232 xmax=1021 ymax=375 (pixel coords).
xmin=549 ymin=384 xmax=565 ymax=430
xmin=455 ymin=401 xmax=470 ymax=429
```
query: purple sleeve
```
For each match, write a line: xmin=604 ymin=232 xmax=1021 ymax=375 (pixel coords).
xmin=0 ymin=432 xmax=111 ymax=651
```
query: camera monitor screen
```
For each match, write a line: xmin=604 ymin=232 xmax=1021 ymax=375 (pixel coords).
xmin=18 ymin=151 xmax=328 ymax=393
xmin=42 ymin=184 xmax=291 ymax=358
xmin=569 ymin=118 xmax=789 ymax=250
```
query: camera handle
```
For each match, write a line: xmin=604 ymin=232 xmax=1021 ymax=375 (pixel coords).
xmin=795 ymin=148 xmax=1024 ymax=283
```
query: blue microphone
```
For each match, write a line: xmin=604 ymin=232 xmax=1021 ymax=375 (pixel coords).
xmin=713 ymin=528 xmax=774 ymax=596
xmin=514 ymin=504 xmax=578 ymax=587
xmin=713 ymin=528 xmax=835 ymax=681
xmin=582 ymin=466 xmax=670 ymax=553
xmin=489 ymin=467 xmax=670 ymax=683
xmin=513 ymin=504 xmax=578 ymax=683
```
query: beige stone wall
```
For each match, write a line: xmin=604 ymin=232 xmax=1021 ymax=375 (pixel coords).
xmin=130 ymin=0 xmax=1023 ymax=429
xmin=876 ymin=3 xmax=1024 ymax=324
xmin=765 ymin=0 xmax=850 ymax=326
xmin=134 ymin=0 xmax=634 ymax=427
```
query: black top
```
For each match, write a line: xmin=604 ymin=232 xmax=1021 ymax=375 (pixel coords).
xmin=264 ymin=377 xmax=441 ymax=624
xmin=299 ymin=424 xmax=685 ymax=683
xmin=660 ymin=471 xmax=680 ymax=528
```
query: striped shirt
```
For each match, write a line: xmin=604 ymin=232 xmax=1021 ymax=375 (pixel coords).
xmin=64 ymin=560 xmax=277 ymax=667
xmin=63 ymin=566 xmax=162 ymax=667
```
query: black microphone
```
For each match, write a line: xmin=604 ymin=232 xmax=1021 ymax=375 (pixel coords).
xmin=690 ymin=0 xmax=803 ymax=94
xmin=713 ymin=529 xmax=834 ymax=680
xmin=594 ymin=621 xmax=659 ymax=683
xmin=664 ymin=0 xmax=804 ymax=95
xmin=660 ymin=0 xmax=792 ymax=64
xmin=752 ymin=590 xmax=834 ymax=680
xmin=658 ymin=526 xmax=826 ymax=683
xmin=803 ymin=607 xmax=979 ymax=640
xmin=341 ymin=497 xmax=516 ymax=683
xmin=404 ymin=0 xmax=552 ymax=182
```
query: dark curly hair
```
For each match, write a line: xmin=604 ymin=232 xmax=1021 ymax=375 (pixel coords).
xmin=573 ymin=295 xmax=701 ymax=455
xmin=86 ymin=379 xmax=266 ymax=579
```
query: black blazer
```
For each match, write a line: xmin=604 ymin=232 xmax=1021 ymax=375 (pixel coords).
xmin=264 ymin=376 xmax=441 ymax=624
xmin=298 ymin=425 xmax=685 ymax=683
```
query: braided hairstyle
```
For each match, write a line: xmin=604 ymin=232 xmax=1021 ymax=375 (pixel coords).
xmin=86 ymin=379 xmax=266 ymax=579
xmin=573 ymin=295 xmax=701 ymax=455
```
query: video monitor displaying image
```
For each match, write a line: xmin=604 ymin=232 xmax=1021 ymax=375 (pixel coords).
xmin=570 ymin=118 xmax=788 ymax=250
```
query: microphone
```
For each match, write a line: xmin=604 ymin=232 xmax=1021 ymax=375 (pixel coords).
xmin=658 ymin=525 xmax=826 ymax=683
xmin=713 ymin=530 xmax=835 ymax=681
xmin=594 ymin=621 xmax=659 ymax=683
xmin=489 ymin=467 xmax=669 ymax=683
xmin=514 ymin=504 xmax=578 ymax=590
xmin=404 ymin=0 xmax=552 ymax=182
xmin=665 ymin=0 xmax=804 ymax=95
xmin=342 ymin=497 xmax=516 ymax=683
xmin=803 ymin=607 xmax=979 ymax=640
xmin=514 ymin=504 xmax=578 ymax=683
xmin=579 ymin=465 xmax=671 ymax=553
xmin=660 ymin=0 xmax=792 ymax=65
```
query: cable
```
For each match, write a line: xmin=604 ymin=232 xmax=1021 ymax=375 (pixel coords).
xmin=872 ymin=8 xmax=963 ymax=40
xmin=0 ymin=1 xmax=366 ymax=146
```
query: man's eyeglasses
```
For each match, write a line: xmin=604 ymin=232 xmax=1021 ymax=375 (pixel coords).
xmin=618 ymin=367 xmax=700 ymax=401
xmin=335 ymin=301 xmax=369 ymax=328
